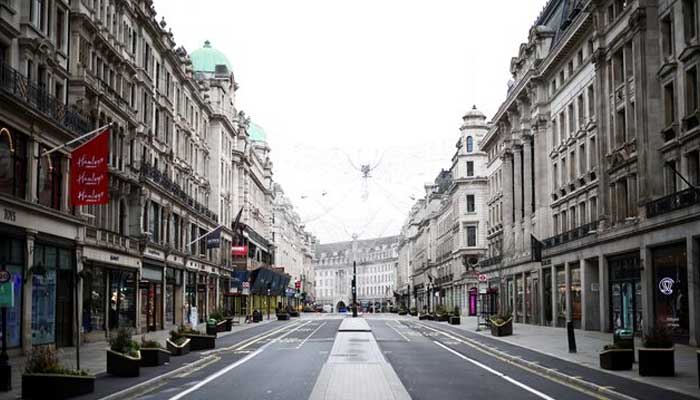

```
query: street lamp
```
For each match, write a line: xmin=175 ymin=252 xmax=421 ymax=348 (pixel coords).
xmin=352 ymin=261 xmax=357 ymax=317
xmin=0 ymin=260 xmax=11 ymax=391
xmin=266 ymin=283 xmax=272 ymax=320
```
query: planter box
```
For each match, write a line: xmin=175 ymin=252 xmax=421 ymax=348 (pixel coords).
xmin=140 ymin=348 xmax=171 ymax=367
xmin=107 ymin=349 xmax=141 ymax=377
xmin=436 ymin=314 xmax=449 ymax=322
xmin=449 ymin=316 xmax=461 ymax=325
xmin=289 ymin=311 xmax=300 ymax=318
xmin=166 ymin=338 xmax=191 ymax=356
xmin=398 ymin=310 xmax=408 ymax=316
xmin=22 ymin=373 xmax=95 ymax=399
xmin=206 ymin=321 xmax=227 ymax=335
xmin=599 ymin=349 xmax=633 ymax=370
xmin=418 ymin=314 xmax=433 ymax=321
xmin=183 ymin=333 xmax=216 ymax=350
xmin=277 ymin=313 xmax=290 ymax=320
xmin=639 ymin=347 xmax=675 ymax=376
xmin=224 ymin=318 xmax=233 ymax=331
xmin=489 ymin=318 xmax=513 ymax=337
xmin=409 ymin=311 xmax=418 ymax=316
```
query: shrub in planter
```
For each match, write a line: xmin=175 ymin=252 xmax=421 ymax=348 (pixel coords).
xmin=449 ymin=315 xmax=461 ymax=325
xmin=140 ymin=336 xmax=171 ymax=367
xmin=107 ymin=328 xmax=141 ymax=377
xmin=180 ymin=326 xmax=216 ymax=351
xmin=22 ymin=346 xmax=95 ymax=400
xmin=639 ymin=328 xmax=674 ymax=377
xmin=409 ymin=307 xmax=418 ymax=316
xmin=599 ymin=344 xmax=634 ymax=371
xmin=418 ymin=313 xmax=433 ymax=321
xmin=277 ymin=308 xmax=290 ymax=320
xmin=398 ymin=308 xmax=408 ymax=316
xmin=167 ymin=329 xmax=191 ymax=356
xmin=489 ymin=314 xmax=513 ymax=337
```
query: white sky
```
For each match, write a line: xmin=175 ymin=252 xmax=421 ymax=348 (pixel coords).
xmin=154 ymin=0 xmax=547 ymax=244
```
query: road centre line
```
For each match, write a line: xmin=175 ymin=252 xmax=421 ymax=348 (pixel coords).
xmin=433 ymin=341 xmax=556 ymax=400
xmin=386 ymin=321 xmax=411 ymax=342
xmin=168 ymin=320 xmax=312 ymax=400
xmin=199 ymin=322 xmax=301 ymax=355
xmin=297 ymin=322 xmax=327 ymax=349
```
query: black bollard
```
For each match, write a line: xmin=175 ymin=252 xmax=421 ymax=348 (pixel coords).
xmin=567 ymin=321 xmax=577 ymax=353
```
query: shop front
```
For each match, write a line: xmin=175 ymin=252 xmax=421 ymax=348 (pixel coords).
xmin=608 ymin=253 xmax=642 ymax=335
xmin=208 ymin=275 xmax=218 ymax=316
xmin=140 ymin=264 xmax=163 ymax=332
xmin=0 ymin=235 xmax=24 ymax=349
xmin=165 ymin=267 xmax=183 ymax=327
xmin=197 ymin=273 xmax=208 ymax=323
xmin=185 ymin=271 xmax=197 ymax=325
xmin=652 ymin=243 xmax=689 ymax=343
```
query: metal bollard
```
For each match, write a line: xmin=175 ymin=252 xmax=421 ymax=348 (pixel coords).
xmin=567 ymin=321 xmax=577 ymax=353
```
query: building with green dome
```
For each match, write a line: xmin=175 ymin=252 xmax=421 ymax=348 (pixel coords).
xmin=248 ymin=122 xmax=267 ymax=143
xmin=190 ymin=40 xmax=233 ymax=77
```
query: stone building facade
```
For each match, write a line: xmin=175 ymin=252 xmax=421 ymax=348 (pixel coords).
xmin=479 ymin=0 xmax=700 ymax=345
xmin=314 ymin=236 xmax=399 ymax=311
xmin=0 ymin=0 xmax=312 ymax=353
xmin=399 ymin=107 xmax=490 ymax=315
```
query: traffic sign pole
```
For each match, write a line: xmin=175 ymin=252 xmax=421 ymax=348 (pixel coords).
xmin=0 ymin=263 xmax=11 ymax=391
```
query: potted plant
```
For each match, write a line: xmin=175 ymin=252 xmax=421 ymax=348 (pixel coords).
xmin=599 ymin=343 xmax=634 ymax=370
xmin=398 ymin=307 xmax=408 ymax=316
xmin=409 ymin=307 xmax=418 ymax=317
xmin=140 ymin=336 xmax=171 ymax=367
xmin=167 ymin=329 xmax=191 ymax=356
xmin=22 ymin=346 xmax=95 ymax=399
xmin=489 ymin=314 xmax=513 ymax=337
xmin=639 ymin=327 xmax=674 ymax=376
xmin=107 ymin=328 xmax=141 ymax=377
xmin=181 ymin=325 xmax=216 ymax=350
xmin=206 ymin=310 xmax=228 ymax=335
xmin=449 ymin=306 xmax=461 ymax=325
xmin=276 ymin=307 xmax=290 ymax=320
xmin=435 ymin=304 xmax=449 ymax=322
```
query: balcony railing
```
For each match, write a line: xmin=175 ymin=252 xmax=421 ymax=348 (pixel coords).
xmin=479 ymin=255 xmax=502 ymax=268
xmin=141 ymin=162 xmax=219 ymax=223
xmin=646 ymin=187 xmax=700 ymax=218
xmin=542 ymin=220 xmax=599 ymax=250
xmin=0 ymin=63 xmax=91 ymax=135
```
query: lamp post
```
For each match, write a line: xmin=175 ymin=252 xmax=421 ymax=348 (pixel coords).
xmin=266 ymin=284 xmax=271 ymax=320
xmin=352 ymin=261 xmax=357 ymax=318
xmin=0 ymin=261 xmax=11 ymax=391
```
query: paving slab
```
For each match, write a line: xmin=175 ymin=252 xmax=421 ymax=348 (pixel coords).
xmin=338 ymin=317 xmax=372 ymax=332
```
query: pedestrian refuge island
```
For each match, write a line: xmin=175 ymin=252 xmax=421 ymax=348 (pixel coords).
xmin=337 ymin=318 xmax=371 ymax=332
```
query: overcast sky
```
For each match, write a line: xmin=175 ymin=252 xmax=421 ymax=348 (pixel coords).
xmin=154 ymin=0 xmax=547 ymax=244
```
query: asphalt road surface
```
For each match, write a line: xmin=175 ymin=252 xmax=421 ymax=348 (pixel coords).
xmin=123 ymin=314 xmax=693 ymax=400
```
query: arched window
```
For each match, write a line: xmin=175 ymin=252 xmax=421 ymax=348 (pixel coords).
xmin=466 ymin=136 xmax=474 ymax=153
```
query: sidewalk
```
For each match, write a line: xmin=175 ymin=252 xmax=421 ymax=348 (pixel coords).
xmin=447 ymin=316 xmax=700 ymax=399
xmin=1 ymin=319 xmax=274 ymax=400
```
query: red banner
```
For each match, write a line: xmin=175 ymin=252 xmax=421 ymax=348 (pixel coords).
xmin=231 ymin=245 xmax=248 ymax=257
xmin=70 ymin=130 xmax=110 ymax=206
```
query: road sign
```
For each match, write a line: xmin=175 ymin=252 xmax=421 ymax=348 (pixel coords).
xmin=478 ymin=274 xmax=487 ymax=282
xmin=0 ymin=271 xmax=9 ymax=283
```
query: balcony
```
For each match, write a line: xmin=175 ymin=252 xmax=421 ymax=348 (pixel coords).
xmin=0 ymin=63 xmax=90 ymax=135
xmin=646 ymin=187 xmax=700 ymax=218
xmin=141 ymin=162 xmax=219 ymax=223
xmin=542 ymin=220 xmax=599 ymax=250
xmin=479 ymin=255 xmax=502 ymax=268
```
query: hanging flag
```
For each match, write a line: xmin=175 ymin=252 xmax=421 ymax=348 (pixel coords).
xmin=206 ymin=226 xmax=223 ymax=249
xmin=70 ymin=130 xmax=110 ymax=206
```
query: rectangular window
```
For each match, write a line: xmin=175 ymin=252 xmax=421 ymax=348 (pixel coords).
xmin=664 ymin=82 xmax=676 ymax=127
xmin=590 ymin=197 xmax=598 ymax=222
xmin=577 ymin=94 xmax=585 ymax=126
xmin=579 ymin=142 xmax=587 ymax=174
xmin=627 ymin=174 xmax=638 ymax=217
xmin=466 ymin=226 xmax=477 ymax=247
xmin=613 ymin=48 xmax=624 ymax=86
xmin=559 ymin=112 xmax=566 ymax=143
xmin=570 ymin=206 xmax=577 ymax=228
xmin=588 ymin=85 xmax=595 ymax=118
xmin=686 ymin=66 xmax=699 ymax=115
xmin=466 ymin=161 xmax=474 ymax=177
xmin=56 ymin=9 xmax=66 ymax=50
xmin=688 ymin=150 xmax=700 ymax=185
xmin=684 ymin=0 xmax=698 ymax=42
xmin=666 ymin=160 xmax=678 ymax=194
xmin=568 ymin=104 xmax=575 ymax=134
xmin=561 ymin=210 xmax=567 ymax=232
xmin=552 ymin=117 xmax=558 ymax=147
xmin=561 ymin=156 xmax=567 ymax=185
xmin=552 ymin=162 xmax=558 ymax=189
xmin=570 ymin=150 xmax=576 ymax=181
xmin=553 ymin=214 xmax=559 ymax=235
xmin=36 ymin=149 xmax=62 ymax=210
xmin=661 ymin=15 xmax=674 ymax=58
xmin=616 ymin=108 xmax=627 ymax=145
xmin=579 ymin=203 xmax=587 ymax=224
xmin=466 ymin=195 xmax=475 ymax=213
xmin=589 ymin=136 xmax=597 ymax=168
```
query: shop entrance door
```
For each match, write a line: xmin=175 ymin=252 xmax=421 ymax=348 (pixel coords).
xmin=609 ymin=253 xmax=641 ymax=334
xmin=55 ymin=270 xmax=73 ymax=347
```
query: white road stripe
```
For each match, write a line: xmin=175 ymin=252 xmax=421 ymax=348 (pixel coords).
xmin=433 ymin=341 xmax=556 ymax=400
xmin=386 ymin=321 xmax=411 ymax=342
xmin=168 ymin=321 xmax=312 ymax=400
xmin=297 ymin=322 xmax=327 ymax=349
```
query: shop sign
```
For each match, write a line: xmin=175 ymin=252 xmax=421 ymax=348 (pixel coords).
xmin=70 ymin=130 xmax=110 ymax=206
xmin=3 ymin=208 xmax=16 ymax=222
xmin=478 ymin=274 xmax=487 ymax=282
xmin=658 ymin=277 xmax=674 ymax=295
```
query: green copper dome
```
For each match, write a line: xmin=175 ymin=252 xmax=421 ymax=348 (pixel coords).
xmin=248 ymin=122 xmax=267 ymax=142
xmin=190 ymin=40 xmax=232 ymax=73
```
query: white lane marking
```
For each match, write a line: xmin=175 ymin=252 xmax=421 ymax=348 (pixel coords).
xmin=297 ymin=322 xmax=327 ymax=349
xmin=168 ymin=321 xmax=312 ymax=400
xmin=433 ymin=341 xmax=556 ymax=400
xmin=386 ymin=321 xmax=411 ymax=342
xmin=199 ymin=323 xmax=297 ymax=355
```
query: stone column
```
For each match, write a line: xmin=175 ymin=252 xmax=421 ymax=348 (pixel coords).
xmin=598 ymin=253 xmax=609 ymax=332
xmin=565 ymin=261 xmax=572 ymax=322
xmin=521 ymin=272 xmax=527 ymax=322
xmin=580 ymin=259 xmax=588 ymax=330
xmin=640 ymin=244 xmax=653 ymax=335
xmin=513 ymin=146 xmax=524 ymax=253
xmin=538 ymin=268 xmax=546 ymax=325
xmin=503 ymin=152 xmax=515 ymax=250
xmin=551 ymin=266 xmax=557 ymax=327
xmin=523 ymin=137 xmax=533 ymax=223
xmin=687 ymin=236 xmax=700 ymax=346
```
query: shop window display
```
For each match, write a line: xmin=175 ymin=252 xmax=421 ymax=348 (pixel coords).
xmin=653 ymin=244 xmax=689 ymax=342
xmin=0 ymin=238 xmax=24 ymax=348
xmin=82 ymin=267 xmax=106 ymax=332
xmin=570 ymin=266 xmax=581 ymax=329
xmin=556 ymin=267 xmax=566 ymax=327
xmin=109 ymin=270 xmax=136 ymax=330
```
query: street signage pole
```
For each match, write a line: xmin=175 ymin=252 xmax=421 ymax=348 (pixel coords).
xmin=352 ymin=261 xmax=357 ymax=318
